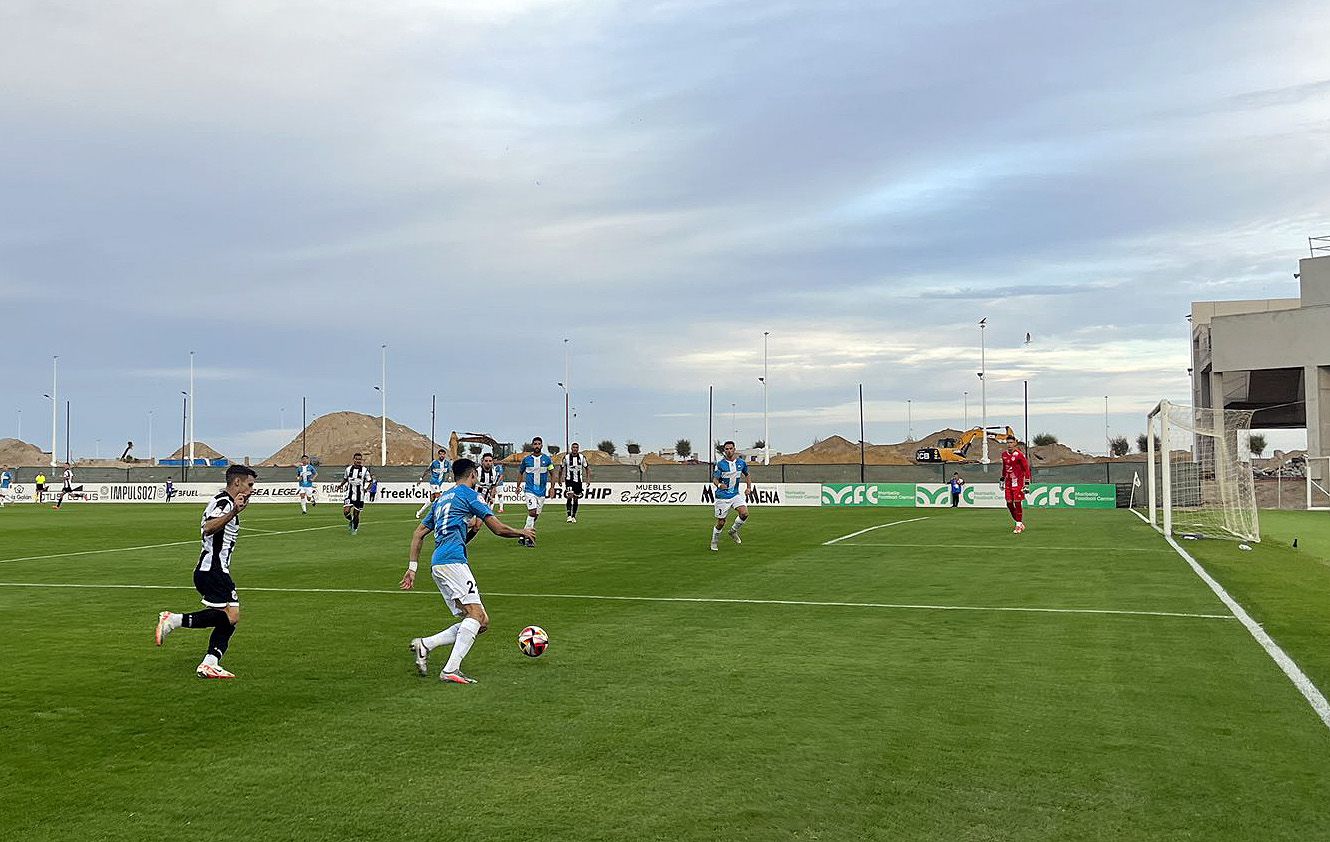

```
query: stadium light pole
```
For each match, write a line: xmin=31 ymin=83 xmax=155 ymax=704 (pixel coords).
xmin=301 ymin=397 xmax=307 ymax=458
xmin=563 ymin=339 xmax=571 ymax=455
xmin=557 ymin=382 xmax=569 ymax=455
xmin=430 ymin=394 xmax=437 ymax=456
xmin=148 ymin=411 xmax=154 ymax=463
xmin=907 ymin=399 xmax=913 ymax=441
xmin=188 ymin=351 xmax=195 ymax=467
xmin=179 ymin=391 xmax=188 ymax=482
xmin=16 ymin=409 xmax=20 ymax=441
xmin=707 ymin=386 xmax=714 ymax=467
xmin=1104 ymin=395 xmax=1110 ymax=455
xmin=978 ymin=318 xmax=988 ymax=465
xmin=49 ymin=355 xmax=58 ymax=468
xmin=963 ymin=391 xmax=969 ymax=429
xmin=380 ymin=344 xmax=388 ymax=466
xmin=763 ymin=330 xmax=770 ymax=465
xmin=859 ymin=384 xmax=866 ymax=483
xmin=65 ymin=400 xmax=70 ymax=465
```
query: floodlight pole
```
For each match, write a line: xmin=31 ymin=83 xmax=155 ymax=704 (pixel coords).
xmin=763 ymin=331 xmax=770 ymax=465
xmin=859 ymin=384 xmax=866 ymax=483
xmin=65 ymin=400 xmax=71 ymax=465
xmin=1104 ymin=395 xmax=1110 ymax=455
xmin=180 ymin=391 xmax=188 ymax=482
xmin=563 ymin=339 xmax=571 ymax=454
xmin=49 ymin=356 xmax=58 ymax=468
xmin=907 ymin=399 xmax=912 ymax=441
xmin=979 ymin=318 xmax=988 ymax=464
xmin=148 ymin=411 xmax=153 ymax=463
xmin=963 ymin=391 xmax=969 ymax=429
xmin=380 ymin=344 xmax=387 ymax=466
xmin=431 ymin=394 xmax=437 ymax=455
xmin=188 ymin=351 xmax=195 ymax=466
xmin=707 ymin=386 xmax=714 ymax=469
xmin=301 ymin=396 xmax=307 ymax=458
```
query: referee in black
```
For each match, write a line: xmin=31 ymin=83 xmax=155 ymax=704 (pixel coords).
xmin=154 ymin=465 xmax=257 ymax=679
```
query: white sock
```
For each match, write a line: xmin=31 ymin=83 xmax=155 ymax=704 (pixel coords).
xmin=167 ymin=613 xmax=183 ymax=631
xmin=733 ymin=516 xmax=747 ymax=532
xmin=423 ymin=623 xmax=461 ymax=651
xmin=525 ymin=515 xmax=536 ymax=530
xmin=416 ymin=504 xmax=428 ymax=518
xmin=444 ymin=618 xmax=482 ymax=673
xmin=300 ymin=500 xmax=307 ymax=513
xmin=711 ymin=527 xmax=722 ymax=543
xmin=202 ymin=653 xmax=219 ymax=667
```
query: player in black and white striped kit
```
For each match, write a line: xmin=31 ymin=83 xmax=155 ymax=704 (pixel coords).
xmin=337 ymin=452 xmax=373 ymax=535
xmin=559 ymin=442 xmax=591 ymax=523
xmin=154 ymin=465 xmax=258 ymax=679
xmin=53 ymin=464 xmax=75 ymax=509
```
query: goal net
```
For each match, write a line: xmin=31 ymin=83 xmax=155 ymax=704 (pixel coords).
xmin=1141 ymin=400 xmax=1259 ymax=542
xmin=1309 ymin=456 xmax=1330 ymax=512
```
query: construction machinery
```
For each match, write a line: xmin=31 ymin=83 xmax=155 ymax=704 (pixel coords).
xmin=446 ymin=432 xmax=515 ymax=462
xmin=914 ymin=426 xmax=1020 ymax=463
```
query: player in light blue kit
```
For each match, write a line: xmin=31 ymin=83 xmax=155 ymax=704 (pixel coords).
xmin=0 ymin=465 xmax=13 ymax=507
xmin=516 ymin=436 xmax=554 ymax=548
xmin=296 ymin=455 xmax=318 ymax=514
xmin=416 ymin=448 xmax=451 ymax=519
xmin=399 ymin=458 xmax=535 ymax=684
xmin=711 ymin=440 xmax=753 ymax=552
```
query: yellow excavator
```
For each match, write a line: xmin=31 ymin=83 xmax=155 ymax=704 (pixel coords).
xmin=914 ymin=426 xmax=1019 ymax=463
xmin=446 ymin=432 xmax=515 ymax=462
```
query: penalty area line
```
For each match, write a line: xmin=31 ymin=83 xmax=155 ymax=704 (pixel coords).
xmin=0 ymin=581 xmax=1235 ymax=621
xmin=822 ymin=517 xmax=930 ymax=545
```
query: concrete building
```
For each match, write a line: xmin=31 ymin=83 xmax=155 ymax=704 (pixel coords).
xmin=1190 ymin=246 xmax=1330 ymax=461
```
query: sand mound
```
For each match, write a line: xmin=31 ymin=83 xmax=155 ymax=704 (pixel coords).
xmin=0 ymin=438 xmax=49 ymax=466
xmin=638 ymin=452 xmax=676 ymax=467
xmin=168 ymin=442 xmax=226 ymax=460
xmin=770 ymin=429 xmax=1110 ymax=466
xmin=262 ymin=412 xmax=435 ymax=466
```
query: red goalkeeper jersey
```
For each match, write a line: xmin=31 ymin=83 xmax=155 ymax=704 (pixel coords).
xmin=1001 ymin=449 xmax=1030 ymax=489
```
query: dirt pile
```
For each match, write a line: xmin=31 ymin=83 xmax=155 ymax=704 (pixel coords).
xmin=169 ymin=442 xmax=226 ymax=460
xmin=0 ymin=438 xmax=49 ymax=466
xmin=261 ymin=412 xmax=434 ymax=466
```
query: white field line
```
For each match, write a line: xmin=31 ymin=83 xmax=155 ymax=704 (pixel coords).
xmin=0 ymin=581 xmax=1235 ymax=621
xmin=1128 ymin=507 xmax=1150 ymax=524
xmin=822 ymin=517 xmax=930 ymax=545
xmin=1164 ymin=535 xmax=1330 ymax=730
xmin=0 ymin=522 xmax=368 ymax=566
xmin=831 ymin=542 xmax=1171 ymax=554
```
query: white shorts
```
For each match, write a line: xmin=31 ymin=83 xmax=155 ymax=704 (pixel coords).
xmin=524 ymin=492 xmax=546 ymax=513
xmin=298 ymin=486 xmax=316 ymax=500
xmin=431 ymin=562 xmax=483 ymax=617
xmin=714 ymin=496 xmax=748 ymax=519
xmin=428 ymin=483 xmax=444 ymax=497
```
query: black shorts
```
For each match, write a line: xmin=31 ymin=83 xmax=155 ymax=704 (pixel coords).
xmin=344 ymin=498 xmax=365 ymax=510
xmin=565 ymin=480 xmax=584 ymax=496
xmin=194 ymin=567 xmax=239 ymax=607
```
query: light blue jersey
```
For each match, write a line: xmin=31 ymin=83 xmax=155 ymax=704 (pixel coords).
xmin=429 ymin=458 xmax=451 ymax=486
xmin=422 ymin=484 xmax=493 ymax=566
xmin=714 ymin=458 xmax=748 ymax=500
xmin=0 ymin=470 xmax=12 ymax=489
xmin=297 ymin=464 xmax=317 ymax=487
xmin=520 ymin=453 xmax=554 ymax=496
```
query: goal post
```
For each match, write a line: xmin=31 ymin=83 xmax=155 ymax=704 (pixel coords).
xmin=1309 ymin=456 xmax=1330 ymax=512
xmin=1144 ymin=400 xmax=1260 ymax=542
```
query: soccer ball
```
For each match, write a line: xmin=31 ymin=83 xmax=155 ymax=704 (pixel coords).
xmin=517 ymin=625 xmax=548 ymax=658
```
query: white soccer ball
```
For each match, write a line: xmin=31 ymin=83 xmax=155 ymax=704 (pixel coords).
xmin=517 ymin=625 xmax=549 ymax=658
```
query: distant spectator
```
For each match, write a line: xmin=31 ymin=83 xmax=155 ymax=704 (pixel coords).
xmin=165 ymin=478 xmax=176 ymax=502
xmin=121 ymin=441 xmax=134 ymax=462
xmin=368 ymin=478 xmax=379 ymax=502
xmin=949 ymin=472 xmax=966 ymax=507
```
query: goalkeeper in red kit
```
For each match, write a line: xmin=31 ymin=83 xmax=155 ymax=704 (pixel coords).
xmin=1000 ymin=440 xmax=1031 ymax=534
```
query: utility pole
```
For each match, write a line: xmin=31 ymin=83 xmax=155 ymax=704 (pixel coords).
xmin=762 ymin=331 xmax=770 ymax=465
xmin=50 ymin=356 xmax=58 ymax=468
xmin=188 ymin=351 xmax=195 ymax=466
xmin=380 ymin=344 xmax=388 ymax=466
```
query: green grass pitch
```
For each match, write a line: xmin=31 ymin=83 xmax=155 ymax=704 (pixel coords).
xmin=3 ymin=502 xmax=1330 ymax=840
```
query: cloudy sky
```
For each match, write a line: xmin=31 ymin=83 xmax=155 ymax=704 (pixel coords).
xmin=2 ymin=0 xmax=1327 ymax=461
